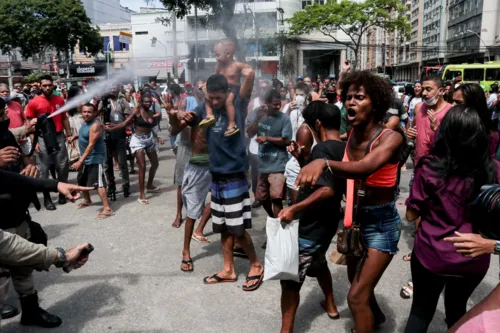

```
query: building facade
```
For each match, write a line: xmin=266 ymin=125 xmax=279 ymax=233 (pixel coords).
xmin=81 ymin=0 xmax=133 ymax=25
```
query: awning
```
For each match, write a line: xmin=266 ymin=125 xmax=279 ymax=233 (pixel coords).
xmin=135 ymin=69 xmax=159 ymax=77
xmin=297 ymin=42 xmax=346 ymax=51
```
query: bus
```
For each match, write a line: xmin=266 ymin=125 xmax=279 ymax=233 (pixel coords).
xmin=420 ymin=66 xmax=442 ymax=81
xmin=439 ymin=62 xmax=500 ymax=88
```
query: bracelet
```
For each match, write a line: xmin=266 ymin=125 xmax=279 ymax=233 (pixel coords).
xmin=324 ymin=158 xmax=333 ymax=173
xmin=54 ymin=247 xmax=67 ymax=268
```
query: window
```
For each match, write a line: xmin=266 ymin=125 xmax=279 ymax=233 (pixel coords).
xmin=112 ymin=36 xmax=129 ymax=51
xmin=135 ymin=31 xmax=148 ymax=35
xmin=444 ymin=70 xmax=462 ymax=81
xmin=486 ymin=68 xmax=500 ymax=81
xmin=302 ymin=0 xmax=312 ymax=8
xmin=464 ymin=68 xmax=485 ymax=81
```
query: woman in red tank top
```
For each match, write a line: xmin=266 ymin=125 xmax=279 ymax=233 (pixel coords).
xmin=296 ymin=71 xmax=404 ymax=333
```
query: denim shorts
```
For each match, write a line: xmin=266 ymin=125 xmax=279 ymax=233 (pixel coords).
xmin=358 ymin=201 xmax=401 ymax=255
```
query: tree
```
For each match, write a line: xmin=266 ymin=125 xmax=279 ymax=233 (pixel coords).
xmin=286 ymin=0 xmax=411 ymax=69
xmin=0 ymin=0 xmax=103 ymax=60
xmin=145 ymin=0 xmax=246 ymax=60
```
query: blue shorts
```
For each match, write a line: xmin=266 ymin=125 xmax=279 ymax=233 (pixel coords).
xmin=359 ymin=201 xmax=401 ymax=255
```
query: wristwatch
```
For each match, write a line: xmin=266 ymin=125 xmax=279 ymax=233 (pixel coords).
xmin=54 ymin=247 xmax=67 ymax=268
xmin=495 ymin=241 xmax=500 ymax=255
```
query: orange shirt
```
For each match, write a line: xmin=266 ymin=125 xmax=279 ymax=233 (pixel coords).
xmin=26 ymin=95 xmax=66 ymax=133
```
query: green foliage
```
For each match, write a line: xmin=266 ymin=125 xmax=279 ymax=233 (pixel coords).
xmin=286 ymin=0 xmax=411 ymax=68
xmin=22 ymin=73 xmax=43 ymax=84
xmin=279 ymin=52 xmax=296 ymax=83
xmin=0 ymin=0 xmax=103 ymax=58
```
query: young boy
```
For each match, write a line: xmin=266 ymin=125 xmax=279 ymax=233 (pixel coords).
xmin=277 ymin=103 xmax=346 ymax=333
xmin=199 ymin=39 xmax=252 ymax=136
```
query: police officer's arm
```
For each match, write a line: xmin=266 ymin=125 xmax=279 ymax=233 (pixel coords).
xmin=0 ymin=229 xmax=91 ymax=272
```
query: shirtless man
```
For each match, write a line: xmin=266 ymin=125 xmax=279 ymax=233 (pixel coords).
xmin=168 ymin=99 xmax=211 ymax=272
xmin=199 ymin=39 xmax=253 ymax=137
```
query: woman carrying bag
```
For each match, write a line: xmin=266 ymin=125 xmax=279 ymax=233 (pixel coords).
xmin=296 ymin=71 xmax=404 ymax=333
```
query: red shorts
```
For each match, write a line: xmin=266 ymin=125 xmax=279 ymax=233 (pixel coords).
xmin=255 ymin=173 xmax=286 ymax=201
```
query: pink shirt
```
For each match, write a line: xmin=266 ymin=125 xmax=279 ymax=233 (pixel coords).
xmin=7 ymin=101 xmax=27 ymax=144
xmin=414 ymin=102 xmax=451 ymax=166
xmin=454 ymin=309 xmax=500 ymax=333
xmin=7 ymin=101 xmax=25 ymax=129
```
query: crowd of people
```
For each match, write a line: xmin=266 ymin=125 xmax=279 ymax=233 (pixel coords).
xmin=1 ymin=38 xmax=500 ymax=333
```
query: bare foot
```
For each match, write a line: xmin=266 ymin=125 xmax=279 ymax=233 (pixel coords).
xmin=172 ymin=215 xmax=183 ymax=228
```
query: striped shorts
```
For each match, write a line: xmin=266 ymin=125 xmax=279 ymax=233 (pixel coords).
xmin=211 ymin=172 xmax=252 ymax=237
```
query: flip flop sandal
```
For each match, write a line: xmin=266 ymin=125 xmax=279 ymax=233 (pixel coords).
xmin=203 ymin=274 xmax=237 ymax=285
xmin=403 ymin=252 xmax=412 ymax=262
xmin=96 ymin=211 xmax=115 ymax=219
xmin=224 ymin=125 xmax=240 ymax=137
xmin=242 ymin=271 xmax=264 ymax=292
xmin=400 ymin=282 xmax=414 ymax=299
xmin=320 ymin=300 xmax=340 ymax=320
xmin=77 ymin=202 xmax=92 ymax=209
xmin=137 ymin=199 xmax=149 ymax=205
xmin=192 ymin=235 xmax=211 ymax=243
xmin=181 ymin=259 xmax=194 ymax=272
xmin=199 ymin=116 xmax=216 ymax=128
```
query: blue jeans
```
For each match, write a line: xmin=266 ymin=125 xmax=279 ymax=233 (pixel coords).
xmin=359 ymin=201 xmax=401 ymax=254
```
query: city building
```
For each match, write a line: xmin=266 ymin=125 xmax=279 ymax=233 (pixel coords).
xmin=72 ymin=23 xmax=133 ymax=83
xmin=395 ymin=0 xmax=423 ymax=81
xmin=446 ymin=0 xmax=499 ymax=63
xmin=81 ymin=0 xmax=134 ymax=24
xmin=131 ymin=7 xmax=188 ymax=83
xmin=421 ymin=0 xmax=447 ymax=67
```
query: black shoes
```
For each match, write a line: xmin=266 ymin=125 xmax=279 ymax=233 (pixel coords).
xmin=58 ymin=194 xmax=67 ymax=205
xmin=1 ymin=304 xmax=20 ymax=320
xmin=251 ymin=200 xmax=262 ymax=209
xmin=44 ymin=195 xmax=56 ymax=211
xmin=20 ymin=291 xmax=62 ymax=328
xmin=123 ymin=187 xmax=131 ymax=198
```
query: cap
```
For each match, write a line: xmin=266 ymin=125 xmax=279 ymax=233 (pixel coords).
xmin=184 ymin=81 xmax=193 ymax=87
xmin=328 ymin=73 xmax=335 ymax=79
xmin=296 ymin=75 xmax=304 ymax=80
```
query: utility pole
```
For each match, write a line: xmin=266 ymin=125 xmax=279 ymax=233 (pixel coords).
xmin=66 ymin=48 xmax=71 ymax=79
xmin=194 ymin=4 xmax=199 ymax=81
xmin=172 ymin=10 xmax=178 ymax=79
xmin=7 ymin=54 xmax=13 ymax=91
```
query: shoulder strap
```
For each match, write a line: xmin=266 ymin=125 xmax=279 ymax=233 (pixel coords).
xmin=353 ymin=126 xmax=385 ymax=228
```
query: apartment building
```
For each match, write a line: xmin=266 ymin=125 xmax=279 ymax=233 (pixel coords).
xmin=421 ymin=0 xmax=447 ymax=66
xmin=446 ymin=0 xmax=500 ymax=63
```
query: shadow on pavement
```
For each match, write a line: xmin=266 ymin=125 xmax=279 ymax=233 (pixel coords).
xmin=2 ymin=282 xmax=125 ymax=333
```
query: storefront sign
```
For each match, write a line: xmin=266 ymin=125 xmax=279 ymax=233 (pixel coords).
xmin=69 ymin=64 xmax=107 ymax=77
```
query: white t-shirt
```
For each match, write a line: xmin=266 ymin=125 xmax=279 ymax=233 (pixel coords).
xmin=289 ymin=108 xmax=305 ymax=141
xmin=249 ymin=98 xmax=262 ymax=155
xmin=408 ymin=97 xmax=422 ymax=123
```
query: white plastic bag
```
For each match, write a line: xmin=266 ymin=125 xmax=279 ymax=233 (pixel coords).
xmin=263 ymin=217 xmax=300 ymax=282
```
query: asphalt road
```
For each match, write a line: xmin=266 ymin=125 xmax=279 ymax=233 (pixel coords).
xmin=3 ymin=132 xmax=499 ymax=333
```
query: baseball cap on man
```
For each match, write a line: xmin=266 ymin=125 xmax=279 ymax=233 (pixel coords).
xmin=296 ymin=75 xmax=304 ymax=81
xmin=184 ymin=81 xmax=193 ymax=87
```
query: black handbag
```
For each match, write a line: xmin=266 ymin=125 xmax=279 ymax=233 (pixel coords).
xmin=337 ymin=127 xmax=384 ymax=257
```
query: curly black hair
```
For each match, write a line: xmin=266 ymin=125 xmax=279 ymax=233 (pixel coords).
xmin=340 ymin=71 xmax=393 ymax=122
